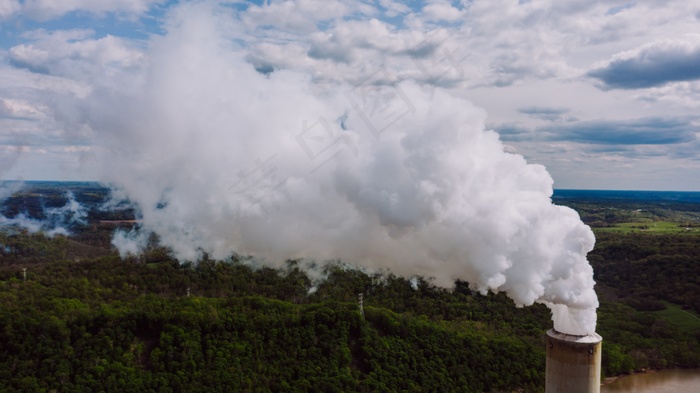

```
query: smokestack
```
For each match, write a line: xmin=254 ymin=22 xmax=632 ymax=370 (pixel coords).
xmin=545 ymin=329 xmax=602 ymax=393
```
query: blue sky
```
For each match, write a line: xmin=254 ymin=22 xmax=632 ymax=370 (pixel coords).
xmin=1 ymin=0 xmax=699 ymax=190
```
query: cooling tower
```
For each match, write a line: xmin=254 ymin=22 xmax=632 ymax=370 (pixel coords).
xmin=545 ymin=329 xmax=602 ymax=393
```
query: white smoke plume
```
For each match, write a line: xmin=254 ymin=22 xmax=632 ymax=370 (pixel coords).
xmin=111 ymin=227 xmax=149 ymax=259
xmin=70 ymin=3 xmax=597 ymax=335
xmin=44 ymin=191 xmax=88 ymax=235
xmin=0 ymin=190 xmax=88 ymax=237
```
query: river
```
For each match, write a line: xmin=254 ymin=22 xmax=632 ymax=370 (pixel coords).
xmin=601 ymin=369 xmax=700 ymax=392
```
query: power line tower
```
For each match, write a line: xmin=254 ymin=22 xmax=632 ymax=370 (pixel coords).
xmin=358 ymin=293 xmax=364 ymax=320
xmin=22 ymin=267 xmax=27 ymax=281
xmin=187 ymin=287 xmax=191 ymax=297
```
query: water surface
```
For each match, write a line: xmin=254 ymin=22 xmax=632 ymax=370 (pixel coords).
xmin=601 ymin=369 xmax=700 ymax=393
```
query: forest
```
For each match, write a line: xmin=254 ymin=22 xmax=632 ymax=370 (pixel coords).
xmin=0 ymin=183 xmax=698 ymax=392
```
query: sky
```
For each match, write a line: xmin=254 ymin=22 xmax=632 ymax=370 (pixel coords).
xmin=0 ymin=0 xmax=699 ymax=190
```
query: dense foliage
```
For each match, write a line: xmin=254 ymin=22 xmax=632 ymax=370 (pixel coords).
xmin=0 ymin=252 xmax=549 ymax=392
xmin=0 ymin=184 xmax=698 ymax=391
xmin=590 ymin=232 xmax=700 ymax=313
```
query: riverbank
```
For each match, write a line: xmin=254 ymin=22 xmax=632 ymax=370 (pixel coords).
xmin=602 ymin=368 xmax=658 ymax=385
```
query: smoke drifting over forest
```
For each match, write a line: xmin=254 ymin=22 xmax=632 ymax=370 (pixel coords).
xmin=38 ymin=4 xmax=599 ymax=335
xmin=0 ymin=189 xmax=87 ymax=237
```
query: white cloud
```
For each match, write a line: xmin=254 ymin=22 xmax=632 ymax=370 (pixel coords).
xmin=634 ymin=81 xmax=700 ymax=108
xmin=0 ymin=63 xmax=91 ymax=98
xmin=0 ymin=0 xmax=20 ymax=19
xmin=378 ymin=0 xmax=410 ymax=17
xmin=20 ymin=0 xmax=166 ymax=21
xmin=8 ymin=29 xmax=145 ymax=80
xmin=421 ymin=1 xmax=462 ymax=22
xmin=0 ymin=98 xmax=45 ymax=119
xmin=243 ymin=0 xmax=351 ymax=33
xmin=7 ymin=43 xmax=49 ymax=69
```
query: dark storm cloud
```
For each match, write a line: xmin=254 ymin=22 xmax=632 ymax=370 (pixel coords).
xmin=545 ymin=117 xmax=698 ymax=145
xmin=588 ymin=39 xmax=700 ymax=89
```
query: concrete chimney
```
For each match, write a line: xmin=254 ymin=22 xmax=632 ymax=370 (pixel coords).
xmin=545 ymin=329 xmax=602 ymax=393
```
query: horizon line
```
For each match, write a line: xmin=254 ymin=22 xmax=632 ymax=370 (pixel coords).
xmin=2 ymin=180 xmax=700 ymax=193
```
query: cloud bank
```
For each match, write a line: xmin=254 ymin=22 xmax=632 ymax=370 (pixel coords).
xmin=545 ymin=117 xmax=699 ymax=145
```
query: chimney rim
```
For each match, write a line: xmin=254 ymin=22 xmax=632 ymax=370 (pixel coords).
xmin=547 ymin=328 xmax=602 ymax=344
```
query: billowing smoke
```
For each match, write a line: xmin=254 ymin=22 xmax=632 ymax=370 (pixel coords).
xmin=70 ymin=4 xmax=596 ymax=335
xmin=111 ymin=227 xmax=149 ymax=259
xmin=0 ymin=190 xmax=88 ymax=237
